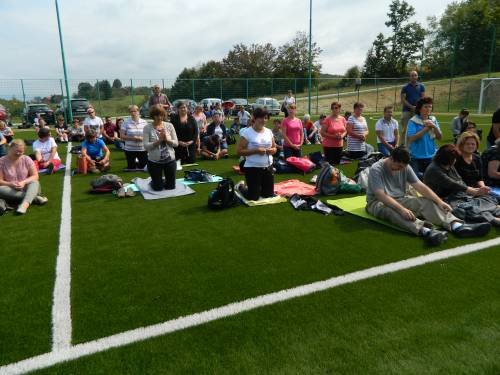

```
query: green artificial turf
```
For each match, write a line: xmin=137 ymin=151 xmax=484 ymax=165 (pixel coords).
xmin=38 ymin=243 xmax=500 ymax=374
xmin=1 ymin=113 xmax=497 ymax=372
xmin=0 ymin=142 xmax=66 ymax=365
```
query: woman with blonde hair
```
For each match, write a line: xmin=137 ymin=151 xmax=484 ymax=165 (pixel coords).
xmin=120 ymin=105 xmax=148 ymax=170
xmin=0 ymin=139 xmax=48 ymax=214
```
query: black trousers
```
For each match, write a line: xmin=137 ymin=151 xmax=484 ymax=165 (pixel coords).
xmin=125 ymin=150 xmax=148 ymax=169
xmin=283 ymin=147 xmax=301 ymax=159
xmin=344 ymin=150 xmax=367 ymax=160
xmin=244 ymin=167 xmax=274 ymax=201
xmin=175 ymin=144 xmax=196 ymax=164
xmin=147 ymin=159 xmax=177 ymax=191
xmin=323 ymin=146 xmax=343 ymax=165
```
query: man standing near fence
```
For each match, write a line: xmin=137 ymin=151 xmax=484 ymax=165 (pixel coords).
xmin=400 ymin=71 xmax=425 ymax=145
xmin=148 ymin=84 xmax=172 ymax=110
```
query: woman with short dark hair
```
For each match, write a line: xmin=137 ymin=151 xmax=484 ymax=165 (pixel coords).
xmin=236 ymin=108 xmax=277 ymax=200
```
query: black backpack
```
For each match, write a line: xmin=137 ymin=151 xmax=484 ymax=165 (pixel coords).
xmin=208 ymin=178 xmax=239 ymax=209
xmin=184 ymin=169 xmax=212 ymax=182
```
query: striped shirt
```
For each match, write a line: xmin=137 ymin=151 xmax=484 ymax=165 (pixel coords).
xmin=122 ymin=118 xmax=147 ymax=151
xmin=347 ymin=115 xmax=368 ymax=152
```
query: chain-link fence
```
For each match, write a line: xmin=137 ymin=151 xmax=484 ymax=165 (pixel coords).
xmin=1 ymin=75 xmax=499 ymax=123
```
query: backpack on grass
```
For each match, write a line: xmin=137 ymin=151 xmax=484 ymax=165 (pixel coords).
xmin=184 ymin=169 xmax=213 ymax=182
xmin=315 ymin=163 xmax=361 ymax=196
xmin=90 ymin=174 xmax=123 ymax=194
xmin=208 ymin=178 xmax=239 ymax=209
xmin=286 ymin=156 xmax=315 ymax=174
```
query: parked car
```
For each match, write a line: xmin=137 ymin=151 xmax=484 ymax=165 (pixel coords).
xmin=198 ymin=98 xmax=222 ymax=109
xmin=55 ymin=98 xmax=91 ymax=122
xmin=22 ymin=103 xmax=55 ymax=126
xmin=226 ymin=98 xmax=251 ymax=115
xmin=251 ymin=97 xmax=281 ymax=116
xmin=171 ymin=99 xmax=197 ymax=114
xmin=0 ymin=104 xmax=12 ymax=126
xmin=139 ymin=101 xmax=150 ymax=119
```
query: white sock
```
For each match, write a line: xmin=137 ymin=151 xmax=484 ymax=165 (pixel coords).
xmin=451 ymin=222 xmax=463 ymax=231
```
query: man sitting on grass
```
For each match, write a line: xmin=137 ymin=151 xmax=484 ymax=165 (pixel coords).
xmin=366 ymin=146 xmax=491 ymax=246
xmin=80 ymin=129 xmax=111 ymax=174
xmin=200 ymin=134 xmax=221 ymax=160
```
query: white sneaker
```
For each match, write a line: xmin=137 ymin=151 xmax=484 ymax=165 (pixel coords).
xmin=34 ymin=196 xmax=49 ymax=205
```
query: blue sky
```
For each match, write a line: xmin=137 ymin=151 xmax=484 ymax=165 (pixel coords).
xmin=0 ymin=0 xmax=453 ymax=80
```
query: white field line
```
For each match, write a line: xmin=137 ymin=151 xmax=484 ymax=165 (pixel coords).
xmin=1 ymin=237 xmax=499 ymax=375
xmin=50 ymin=142 xmax=73 ymax=351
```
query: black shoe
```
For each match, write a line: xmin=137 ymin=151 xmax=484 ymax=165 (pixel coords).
xmin=422 ymin=229 xmax=448 ymax=246
xmin=452 ymin=222 xmax=491 ymax=238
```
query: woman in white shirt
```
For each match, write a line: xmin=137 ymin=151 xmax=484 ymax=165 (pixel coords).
xmin=236 ymin=108 xmax=277 ymax=200
xmin=281 ymin=90 xmax=295 ymax=117
xmin=32 ymin=127 xmax=62 ymax=174
xmin=120 ymin=105 xmax=148 ymax=171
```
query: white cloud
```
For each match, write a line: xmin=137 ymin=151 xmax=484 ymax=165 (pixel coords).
xmin=0 ymin=0 xmax=451 ymax=82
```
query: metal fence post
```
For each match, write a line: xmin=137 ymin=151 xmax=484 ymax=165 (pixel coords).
xmin=375 ymin=79 xmax=379 ymax=112
xmin=447 ymin=35 xmax=457 ymax=112
xmin=130 ymin=79 xmax=134 ymax=105
xmin=393 ymin=85 xmax=397 ymax=108
xmin=219 ymin=79 xmax=223 ymax=100
xmin=337 ymin=86 xmax=340 ymax=102
xmin=59 ymin=79 xmax=67 ymax=125
xmin=246 ymin=79 xmax=249 ymax=101
xmin=316 ymin=82 xmax=319 ymax=114
xmin=271 ymin=78 xmax=274 ymax=97
xmin=20 ymin=79 xmax=26 ymax=110
xmin=162 ymin=78 xmax=165 ymax=90
xmin=294 ymin=78 xmax=297 ymax=96
xmin=192 ymin=79 xmax=195 ymax=101
xmin=96 ymin=79 xmax=103 ymax=114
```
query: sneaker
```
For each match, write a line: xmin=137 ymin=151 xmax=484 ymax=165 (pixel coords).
xmin=15 ymin=202 xmax=29 ymax=215
xmin=33 ymin=196 xmax=48 ymax=205
xmin=125 ymin=188 xmax=136 ymax=197
xmin=116 ymin=187 xmax=126 ymax=198
xmin=452 ymin=222 xmax=491 ymax=238
xmin=422 ymin=229 xmax=448 ymax=246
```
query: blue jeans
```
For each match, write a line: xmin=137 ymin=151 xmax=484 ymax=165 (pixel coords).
xmin=377 ymin=142 xmax=396 ymax=157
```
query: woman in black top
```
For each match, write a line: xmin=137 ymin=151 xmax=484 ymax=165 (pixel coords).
xmin=170 ymin=101 xmax=198 ymax=164
xmin=455 ymin=132 xmax=485 ymax=188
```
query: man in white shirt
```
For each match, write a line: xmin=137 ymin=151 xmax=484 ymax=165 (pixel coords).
xmin=237 ymin=106 xmax=251 ymax=128
xmin=83 ymin=107 xmax=104 ymax=138
xmin=375 ymin=105 xmax=399 ymax=156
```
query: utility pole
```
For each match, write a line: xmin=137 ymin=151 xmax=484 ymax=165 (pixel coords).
xmin=54 ymin=0 xmax=72 ymax=122
xmin=308 ymin=0 xmax=312 ymax=114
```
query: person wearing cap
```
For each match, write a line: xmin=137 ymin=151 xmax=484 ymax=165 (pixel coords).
xmin=83 ymin=107 xmax=104 ymax=138
xmin=148 ymin=84 xmax=172 ymax=108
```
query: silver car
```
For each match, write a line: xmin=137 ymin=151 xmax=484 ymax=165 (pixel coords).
xmin=251 ymin=97 xmax=281 ymax=116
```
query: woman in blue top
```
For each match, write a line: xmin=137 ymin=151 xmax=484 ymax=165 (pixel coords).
xmin=407 ymin=97 xmax=442 ymax=179
xmin=81 ymin=129 xmax=111 ymax=173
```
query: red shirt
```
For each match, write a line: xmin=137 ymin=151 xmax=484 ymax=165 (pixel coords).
xmin=103 ymin=122 xmax=117 ymax=138
xmin=322 ymin=116 xmax=346 ymax=148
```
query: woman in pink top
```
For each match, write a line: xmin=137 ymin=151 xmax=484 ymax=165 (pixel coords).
xmin=281 ymin=104 xmax=303 ymax=158
xmin=321 ymin=101 xmax=347 ymax=165
xmin=0 ymin=139 xmax=48 ymax=215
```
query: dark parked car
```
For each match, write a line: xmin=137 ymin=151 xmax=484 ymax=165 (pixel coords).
xmin=55 ymin=98 xmax=91 ymax=122
xmin=226 ymin=98 xmax=251 ymax=115
xmin=22 ymin=104 xmax=55 ymax=126
xmin=140 ymin=101 xmax=150 ymax=119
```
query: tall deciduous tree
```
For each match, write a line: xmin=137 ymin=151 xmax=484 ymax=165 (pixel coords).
xmin=274 ymin=31 xmax=322 ymax=78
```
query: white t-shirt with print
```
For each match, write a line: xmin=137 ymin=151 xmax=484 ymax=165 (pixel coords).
xmin=32 ymin=137 xmax=60 ymax=162
xmin=83 ymin=116 xmax=104 ymax=137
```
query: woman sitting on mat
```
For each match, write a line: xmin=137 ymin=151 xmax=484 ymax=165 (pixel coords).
xmin=0 ymin=139 xmax=48 ymax=215
xmin=80 ymin=129 xmax=111 ymax=174
xmin=143 ymin=104 xmax=178 ymax=191
xmin=236 ymin=108 xmax=277 ymax=201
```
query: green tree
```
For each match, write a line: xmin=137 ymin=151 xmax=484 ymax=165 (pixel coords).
xmin=112 ymin=79 xmax=122 ymax=89
xmin=77 ymin=82 xmax=94 ymax=99
xmin=274 ymin=31 xmax=322 ymax=78
xmin=362 ymin=0 xmax=425 ymax=77
xmin=97 ymin=80 xmax=112 ymax=100
xmin=423 ymin=0 xmax=500 ymax=77
xmin=222 ymin=43 xmax=277 ymax=78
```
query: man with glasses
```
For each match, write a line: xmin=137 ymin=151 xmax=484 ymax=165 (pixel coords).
xmin=148 ymin=84 xmax=172 ymax=110
xmin=83 ymin=107 xmax=104 ymax=138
